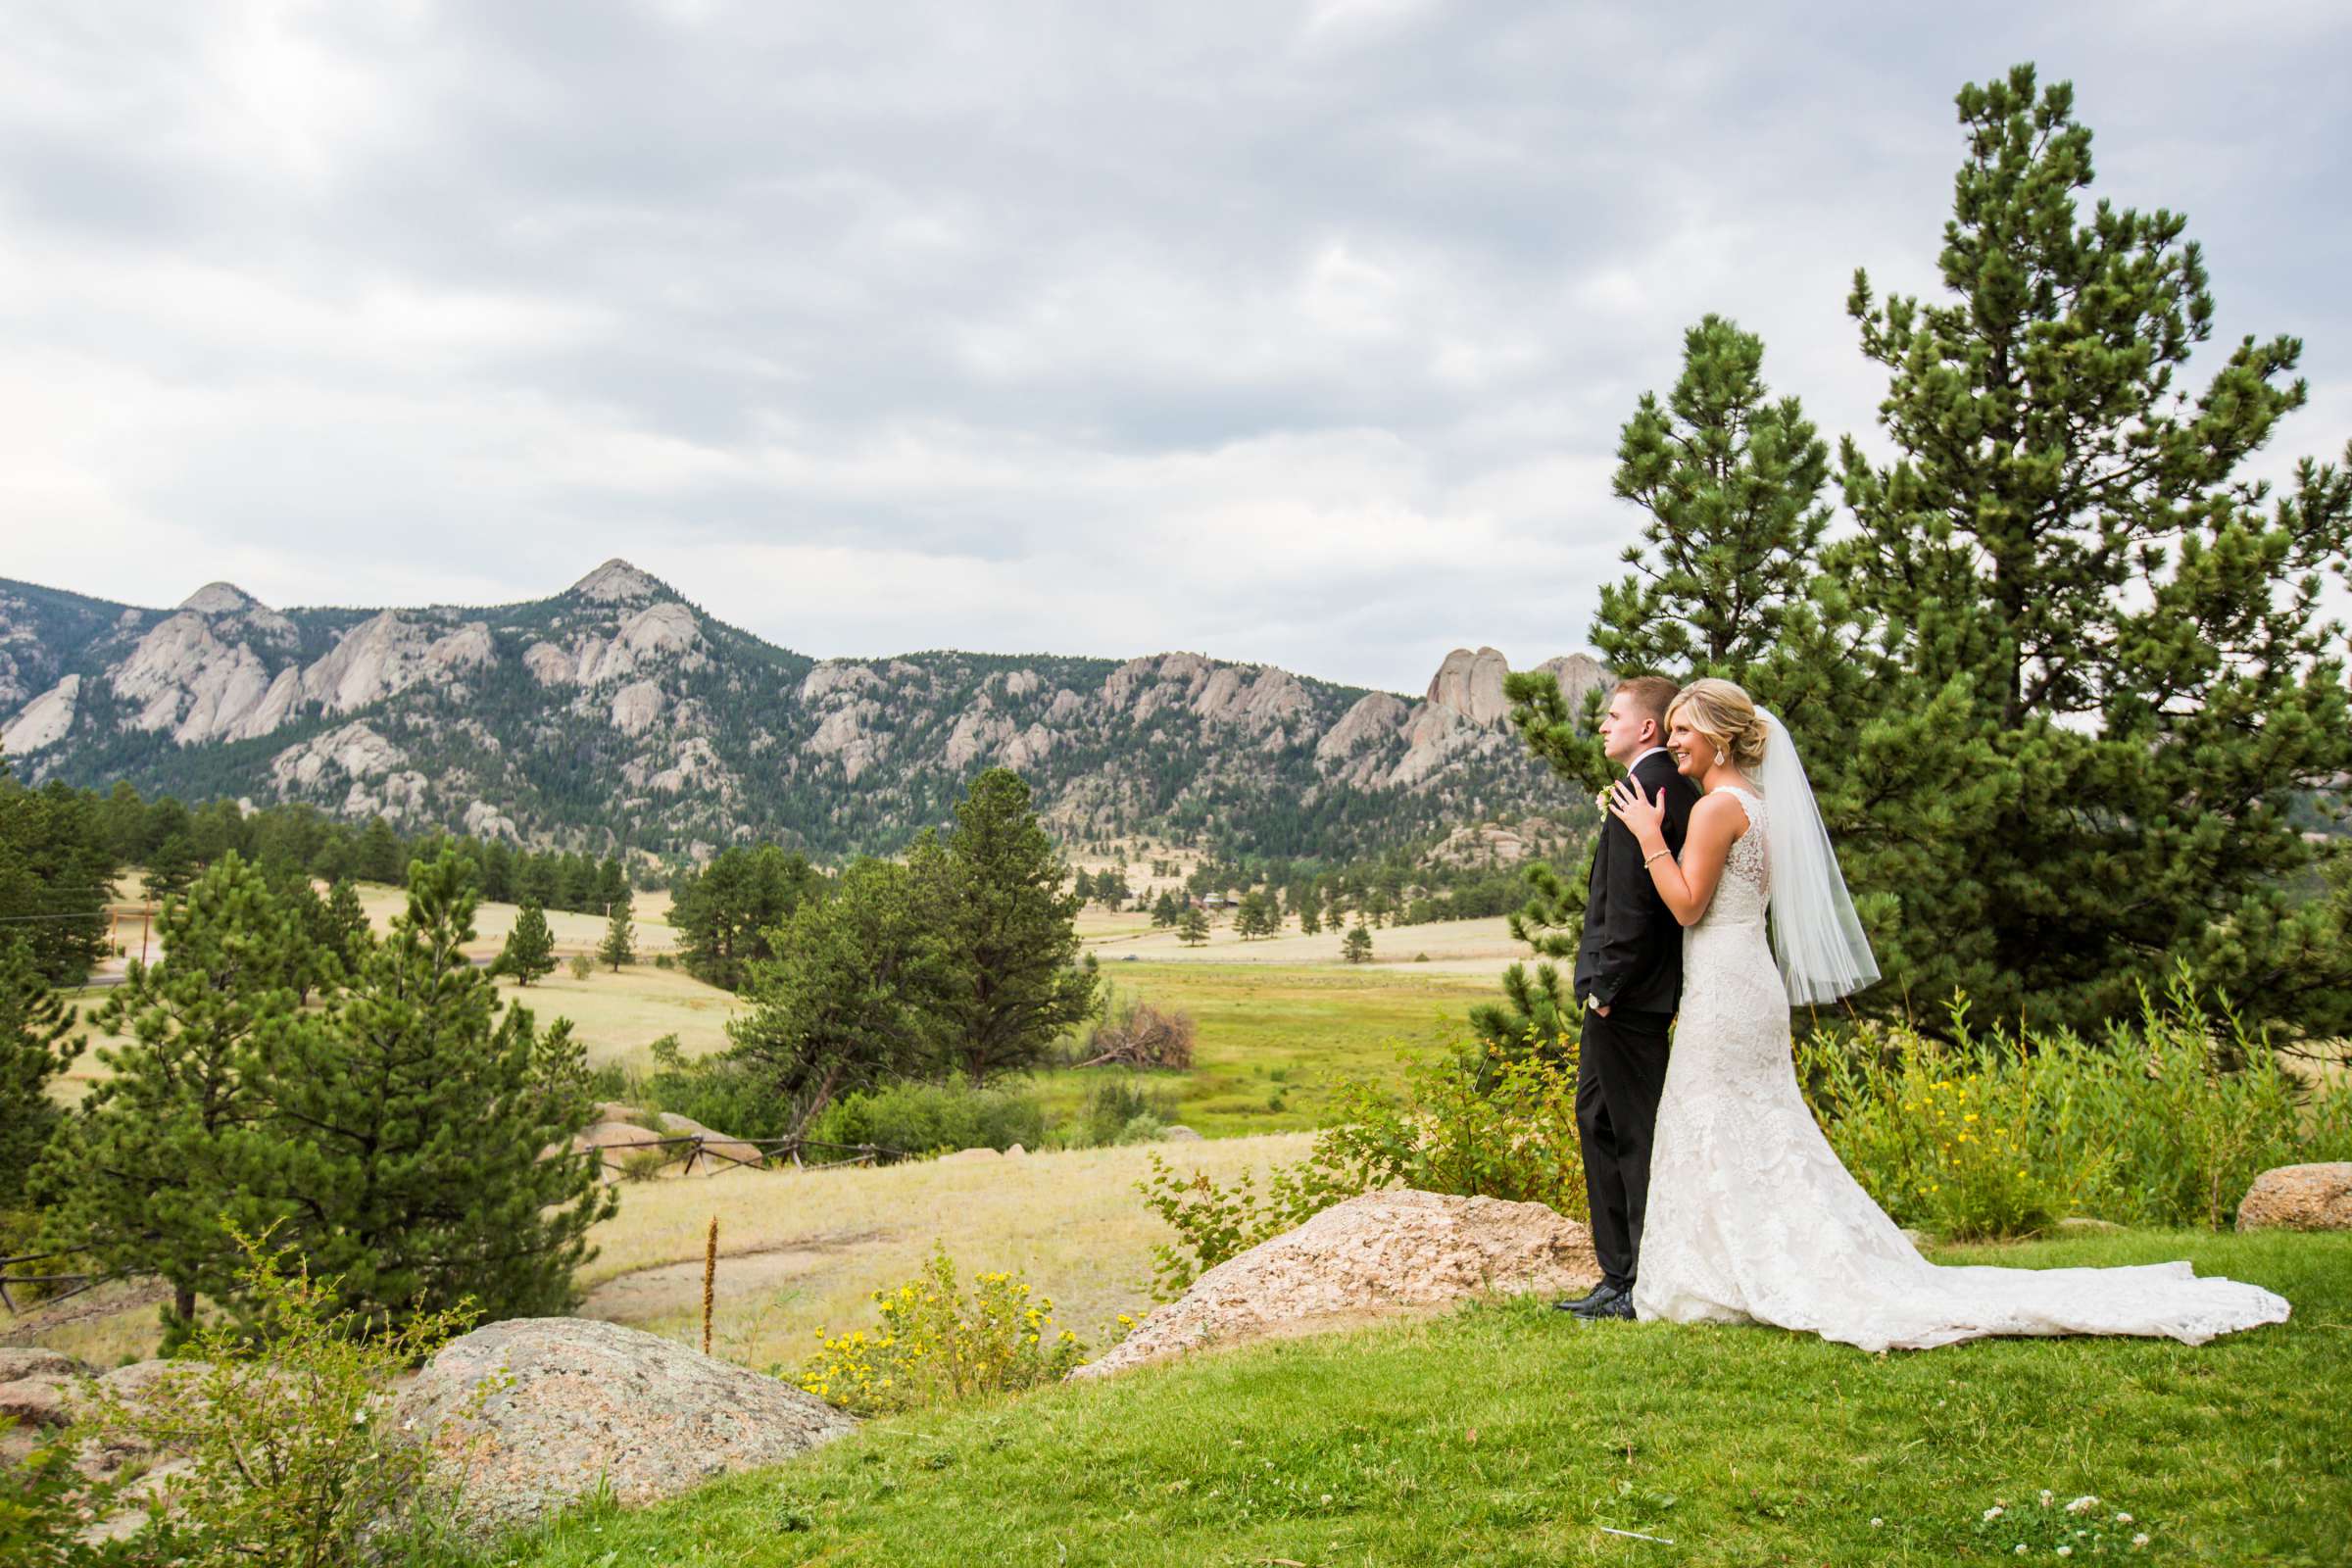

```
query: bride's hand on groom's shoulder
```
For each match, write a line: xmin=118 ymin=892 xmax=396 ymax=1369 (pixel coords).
xmin=1608 ymin=777 xmax=1667 ymax=850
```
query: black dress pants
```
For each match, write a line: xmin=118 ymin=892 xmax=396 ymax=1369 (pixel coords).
xmin=1576 ymin=1006 xmax=1672 ymax=1290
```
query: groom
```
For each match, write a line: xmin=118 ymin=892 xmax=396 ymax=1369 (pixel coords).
xmin=1559 ymin=675 xmax=1697 ymax=1321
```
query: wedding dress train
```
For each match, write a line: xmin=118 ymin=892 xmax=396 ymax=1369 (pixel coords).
xmin=1631 ymin=785 xmax=2290 ymax=1352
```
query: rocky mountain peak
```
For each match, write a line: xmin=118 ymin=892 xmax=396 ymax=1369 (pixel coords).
xmin=1425 ymin=647 xmax=1513 ymax=726
xmin=179 ymin=581 xmax=265 ymax=614
xmin=567 ymin=560 xmax=666 ymax=604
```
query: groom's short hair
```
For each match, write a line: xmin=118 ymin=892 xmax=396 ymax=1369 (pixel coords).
xmin=1614 ymin=675 xmax=1681 ymax=741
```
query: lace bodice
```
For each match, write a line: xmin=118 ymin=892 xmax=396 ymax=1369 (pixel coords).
xmin=1698 ymin=784 xmax=1769 ymax=931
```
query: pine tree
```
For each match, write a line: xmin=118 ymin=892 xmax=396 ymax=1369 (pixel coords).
xmin=258 ymin=849 xmax=613 ymax=1330
xmin=1829 ymin=64 xmax=2352 ymax=1030
xmin=144 ymin=833 xmax=199 ymax=901
xmin=1177 ymin=906 xmax=1210 ymax=947
xmin=1297 ymin=898 xmax=1321 ymax=936
xmin=322 ymin=878 xmax=372 ymax=966
xmin=727 ymin=858 xmax=949 ymax=1136
xmin=1151 ymin=889 xmax=1181 ymax=928
xmin=1343 ymin=920 xmax=1374 ymax=964
xmin=594 ymin=857 xmax=628 ymax=913
xmin=599 ymin=889 xmax=636 ymax=971
xmin=356 ymin=817 xmax=405 ymax=885
xmin=495 ymin=900 xmax=558 ymax=987
xmin=39 ymin=853 xmax=308 ymax=1340
xmin=1234 ymin=889 xmax=1277 ymax=940
xmin=915 ymin=769 xmax=1100 ymax=1085
xmin=0 ymin=936 xmax=76 ymax=1208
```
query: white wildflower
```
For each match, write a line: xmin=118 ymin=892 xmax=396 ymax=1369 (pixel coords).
xmin=2038 ymin=1490 xmax=2055 ymax=1507
xmin=2057 ymin=1548 xmax=2073 ymax=1558
xmin=1869 ymin=1518 xmax=1883 ymax=1529
xmin=2066 ymin=1495 xmax=2099 ymax=1515
xmin=2015 ymin=1546 xmax=2029 ymax=1556
xmin=1984 ymin=1506 xmax=2005 ymax=1521
xmin=2114 ymin=1512 xmax=2132 ymax=1525
xmin=2132 ymin=1533 xmax=2151 ymax=1548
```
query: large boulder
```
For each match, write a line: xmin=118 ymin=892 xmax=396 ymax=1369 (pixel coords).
xmin=2237 ymin=1162 xmax=2352 ymax=1232
xmin=1075 ymin=1189 xmax=1598 ymax=1380
xmin=391 ymin=1317 xmax=854 ymax=1538
xmin=571 ymin=1119 xmax=669 ymax=1180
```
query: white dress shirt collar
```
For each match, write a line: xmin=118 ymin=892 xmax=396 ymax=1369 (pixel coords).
xmin=1627 ymin=745 xmax=1672 ymax=774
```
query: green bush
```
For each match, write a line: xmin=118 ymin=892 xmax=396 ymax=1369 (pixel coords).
xmin=1799 ymin=971 xmax=2352 ymax=1237
xmin=70 ymin=1228 xmax=479 ymax=1566
xmin=634 ymin=1036 xmax=796 ymax=1142
xmin=808 ymin=1079 xmax=1046 ymax=1156
xmin=0 ymin=1417 xmax=134 ymax=1567
xmin=1072 ymin=1075 xmax=1179 ymax=1149
xmin=795 ymin=1246 xmax=1083 ymax=1413
xmin=1136 ymin=1031 xmax=1585 ymax=1298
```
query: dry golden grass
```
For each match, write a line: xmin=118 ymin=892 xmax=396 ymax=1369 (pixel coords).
xmin=1086 ymin=911 xmax=1525 ymax=975
xmin=51 ymin=941 xmax=737 ymax=1104
xmin=577 ymin=1133 xmax=1315 ymax=1369
xmin=350 ymin=881 xmax=680 ymax=957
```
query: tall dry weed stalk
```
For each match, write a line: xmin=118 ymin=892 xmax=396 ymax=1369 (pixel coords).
xmin=702 ymin=1215 xmax=717 ymax=1357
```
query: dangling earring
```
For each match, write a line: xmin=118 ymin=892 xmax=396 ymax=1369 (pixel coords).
xmin=1711 ymin=747 xmax=1723 ymax=770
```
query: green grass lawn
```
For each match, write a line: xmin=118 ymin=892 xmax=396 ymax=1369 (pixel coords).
xmin=478 ymin=1229 xmax=2350 ymax=1567
xmin=1031 ymin=961 xmax=1497 ymax=1137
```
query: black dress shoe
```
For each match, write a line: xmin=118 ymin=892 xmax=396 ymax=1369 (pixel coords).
xmin=1576 ymin=1293 xmax=1637 ymax=1321
xmin=1557 ymin=1281 xmax=1628 ymax=1316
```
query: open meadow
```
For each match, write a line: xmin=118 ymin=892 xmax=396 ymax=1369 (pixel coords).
xmin=575 ymin=1133 xmax=1318 ymax=1371
xmin=1080 ymin=909 xmax=1529 ymax=975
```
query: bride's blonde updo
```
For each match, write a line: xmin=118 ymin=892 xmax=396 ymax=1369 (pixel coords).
xmin=1667 ymin=677 xmax=1769 ymax=771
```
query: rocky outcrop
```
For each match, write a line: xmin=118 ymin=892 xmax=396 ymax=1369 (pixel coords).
xmin=392 ymin=1317 xmax=854 ymax=1538
xmin=1425 ymin=647 xmax=1512 ymax=726
xmin=113 ymin=611 xmax=285 ymax=746
xmin=568 ymin=559 xmax=666 ymax=604
xmin=301 ymin=612 xmax=494 ymax=713
xmin=609 ymin=679 xmax=665 ymax=736
xmin=525 ymin=603 xmax=704 ymax=690
xmin=270 ymin=721 xmax=409 ymax=791
xmin=1074 ymin=1189 xmax=1598 ymax=1379
xmin=2237 ymin=1162 xmax=2352 ymax=1231
xmin=1532 ymin=652 xmax=1612 ymax=718
xmin=2 ymin=673 xmax=79 ymax=754
xmin=1315 ymin=692 xmax=1407 ymax=765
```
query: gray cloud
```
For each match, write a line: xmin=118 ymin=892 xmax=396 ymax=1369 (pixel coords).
xmin=2 ymin=0 xmax=2345 ymax=692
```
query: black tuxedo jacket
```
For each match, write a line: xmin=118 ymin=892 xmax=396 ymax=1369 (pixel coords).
xmin=1574 ymin=749 xmax=1701 ymax=1017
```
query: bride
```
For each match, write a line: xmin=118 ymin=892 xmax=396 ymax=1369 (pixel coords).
xmin=1604 ymin=677 xmax=2289 ymax=1351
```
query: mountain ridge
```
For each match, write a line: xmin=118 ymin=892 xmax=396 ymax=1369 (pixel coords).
xmin=0 ymin=563 xmax=1608 ymax=864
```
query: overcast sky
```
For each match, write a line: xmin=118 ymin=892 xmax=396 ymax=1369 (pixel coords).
xmin=2 ymin=1 xmax=2345 ymax=695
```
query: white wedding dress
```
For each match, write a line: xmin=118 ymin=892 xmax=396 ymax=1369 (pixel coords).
xmin=1632 ymin=784 xmax=2291 ymax=1351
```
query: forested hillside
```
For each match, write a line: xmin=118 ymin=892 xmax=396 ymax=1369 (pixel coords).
xmin=0 ymin=562 xmax=1605 ymax=864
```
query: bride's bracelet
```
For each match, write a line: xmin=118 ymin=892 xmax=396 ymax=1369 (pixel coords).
xmin=1642 ymin=849 xmax=1670 ymax=868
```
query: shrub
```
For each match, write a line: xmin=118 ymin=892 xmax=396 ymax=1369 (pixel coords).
xmin=72 ymin=1228 xmax=478 ymax=1566
xmin=1074 ymin=1076 xmax=1179 ymax=1149
xmin=652 ymin=952 xmax=675 ymax=970
xmin=566 ymin=955 xmax=594 ymax=982
xmin=1316 ymin=1034 xmax=1588 ymax=1218
xmin=808 ymin=1080 xmax=1047 ymax=1156
xmin=1136 ymin=1151 xmax=1354 ymax=1300
xmin=1135 ymin=1032 xmax=1584 ymax=1298
xmin=617 ymin=1146 xmax=674 ymax=1183
xmin=636 ymin=1036 xmax=795 ymax=1142
xmin=795 ymin=1246 xmax=1083 ymax=1413
xmin=1075 ymin=995 xmax=1196 ymax=1070
xmin=0 ymin=1418 xmax=132 ymax=1567
xmin=1798 ymin=970 xmax=2352 ymax=1237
